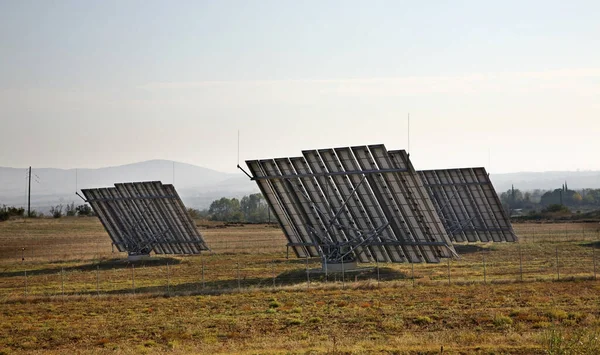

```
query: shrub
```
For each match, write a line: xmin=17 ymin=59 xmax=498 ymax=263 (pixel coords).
xmin=65 ymin=202 xmax=76 ymax=216
xmin=413 ymin=316 xmax=433 ymax=325
xmin=76 ymin=204 xmax=93 ymax=216
xmin=50 ymin=205 xmax=63 ymax=218
xmin=543 ymin=204 xmax=570 ymax=214
xmin=493 ymin=314 xmax=513 ymax=328
xmin=308 ymin=317 xmax=322 ymax=324
xmin=0 ymin=205 xmax=25 ymax=221
xmin=286 ymin=318 xmax=303 ymax=326
xmin=547 ymin=308 xmax=569 ymax=321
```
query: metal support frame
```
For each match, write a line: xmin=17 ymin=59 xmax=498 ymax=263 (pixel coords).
xmin=247 ymin=167 xmax=408 ymax=181
xmin=85 ymin=195 xmax=177 ymax=203
xmin=120 ymin=207 xmax=171 ymax=256
xmin=241 ymin=154 xmax=456 ymax=266
xmin=290 ymin=174 xmax=453 ymax=264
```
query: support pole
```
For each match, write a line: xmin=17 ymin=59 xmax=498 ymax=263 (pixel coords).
xmin=96 ymin=265 xmax=100 ymax=296
xmin=132 ymin=265 xmax=135 ymax=295
xmin=27 ymin=167 xmax=31 ymax=217
xmin=411 ymin=263 xmax=415 ymax=287
xmin=61 ymin=267 xmax=64 ymax=297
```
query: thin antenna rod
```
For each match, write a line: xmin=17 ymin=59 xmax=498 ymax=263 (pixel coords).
xmin=407 ymin=113 xmax=410 ymax=155
xmin=236 ymin=129 xmax=253 ymax=179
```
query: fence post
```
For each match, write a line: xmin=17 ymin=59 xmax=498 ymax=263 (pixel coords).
xmin=483 ymin=255 xmax=486 ymax=285
xmin=272 ymin=262 xmax=276 ymax=288
xmin=519 ymin=245 xmax=523 ymax=282
xmin=132 ymin=265 xmax=135 ymax=295
xmin=306 ymin=257 xmax=310 ymax=289
xmin=236 ymin=263 xmax=241 ymax=291
xmin=201 ymin=257 xmax=205 ymax=289
xmin=447 ymin=259 xmax=451 ymax=284
xmin=376 ymin=259 xmax=380 ymax=287
xmin=555 ymin=247 xmax=560 ymax=281
xmin=341 ymin=258 xmax=345 ymax=289
xmin=593 ymin=247 xmax=597 ymax=281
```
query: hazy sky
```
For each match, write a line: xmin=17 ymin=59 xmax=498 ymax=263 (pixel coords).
xmin=1 ymin=0 xmax=599 ymax=174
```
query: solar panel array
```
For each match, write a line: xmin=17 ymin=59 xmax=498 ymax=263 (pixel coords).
xmin=82 ymin=181 xmax=209 ymax=256
xmin=419 ymin=168 xmax=517 ymax=243
xmin=246 ymin=144 xmax=456 ymax=264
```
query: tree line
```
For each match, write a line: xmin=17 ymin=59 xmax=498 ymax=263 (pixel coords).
xmin=189 ymin=193 xmax=274 ymax=223
xmin=500 ymin=183 xmax=600 ymax=214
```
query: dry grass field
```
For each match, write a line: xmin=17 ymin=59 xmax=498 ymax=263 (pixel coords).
xmin=1 ymin=217 xmax=600 ymax=354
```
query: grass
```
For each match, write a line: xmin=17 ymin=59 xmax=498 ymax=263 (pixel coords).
xmin=1 ymin=218 xmax=600 ymax=353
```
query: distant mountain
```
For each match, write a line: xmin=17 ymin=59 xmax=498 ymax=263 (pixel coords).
xmin=0 ymin=160 xmax=258 ymax=213
xmin=2 ymin=160 xmax=600 ymax=213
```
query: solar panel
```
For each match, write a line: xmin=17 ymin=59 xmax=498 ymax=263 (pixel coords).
xmin=81 ymin=181 xmax=209 ymax=257
xmin=245 ymin=144 xmax=456 ymax=267
xmin=418 ymin=168 xmax=517 ymax=243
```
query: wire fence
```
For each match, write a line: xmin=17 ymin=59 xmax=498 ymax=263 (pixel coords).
xmin=1 ymin=222 xmax=599 ymax=299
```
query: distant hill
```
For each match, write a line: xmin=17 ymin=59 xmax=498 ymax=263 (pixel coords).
xmin=0 ymin=160 xmax=258 ymax=213
xmin=2 ymin=160 xmax=600 ymax=213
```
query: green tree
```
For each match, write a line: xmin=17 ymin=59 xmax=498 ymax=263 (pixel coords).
xmin=241 ymin=193 xmax=269 ymax=222
xmin=208 ymin=197 xmax=243 ymax=222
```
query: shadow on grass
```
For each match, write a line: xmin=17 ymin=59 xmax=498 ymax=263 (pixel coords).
xmin=0 ymin=257 xmax=181 ymax=278
xmin=581 ymin=241 xmax=600 ymax=249
xmin=39 ymin=267 xmax=409 ymax=298
xmin=453 ymin=244 xmax=489 ymax=254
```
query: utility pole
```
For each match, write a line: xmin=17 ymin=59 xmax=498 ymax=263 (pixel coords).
xmin=28 ymin=166 xmax=31 ymax=217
